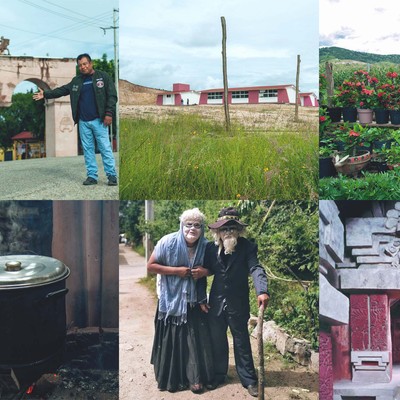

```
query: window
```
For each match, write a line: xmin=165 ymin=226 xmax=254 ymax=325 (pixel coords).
xmin=207 ymin=92 xmax=223 ymax=100
xmin=260 ymin=89 xmax=278 ymax=98
xmin=166 ymin=94 xmax=171 ymax=98
xmin=232 ymin=91 xmax=248 ymax=99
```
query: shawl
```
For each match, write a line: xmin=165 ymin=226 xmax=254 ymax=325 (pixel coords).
xmin=155 ymin=221 xmax=207 ymax=325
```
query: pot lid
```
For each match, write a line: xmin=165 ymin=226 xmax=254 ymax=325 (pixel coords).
xmin=0 ymin=255 xmax=70 ymax=288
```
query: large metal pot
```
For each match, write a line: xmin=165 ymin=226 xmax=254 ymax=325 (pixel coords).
xmin=0 ymin=255 xmax=70 ymax=388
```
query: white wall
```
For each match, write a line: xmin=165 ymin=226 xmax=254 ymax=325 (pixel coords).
xmin=180 ymin=91 xmax=200 ymax=105
xmin=259 ymin=96 xmax=278 ymax=103
xmin=163 ymin=94 xmax=175 ymax=105
xmin=286 ymin=87 xmax=297 ymax=103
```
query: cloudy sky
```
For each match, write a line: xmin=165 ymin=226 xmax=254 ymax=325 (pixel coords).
xmin=320 ymin=0 xmax=400 ymax=54
xmin=1 ymin=0 xmax=117 ymax=59
xmin=0 ymin=0 xmax=117 ymax=91
xmin=120 ymin=0 xmax=318 ymax=94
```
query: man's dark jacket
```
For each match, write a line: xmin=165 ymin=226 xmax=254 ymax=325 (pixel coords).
xmin=199 ymin=237 xmax=268 ymax=317
xmin=43 ymin=70 xmax=117 ymax=124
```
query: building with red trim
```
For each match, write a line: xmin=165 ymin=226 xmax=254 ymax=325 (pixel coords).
xmin=300 ymin=92 xmax=319 ymax=107
xmin=156 ymin=83 xmax=201 ymax=106
xmin=199 ymin=84 xmax=298 ymax=105
xmin=156 ymin=83 xmax=317 ymax=106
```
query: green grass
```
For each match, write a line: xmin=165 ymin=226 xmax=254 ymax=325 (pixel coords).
xmin=120 ymin=114 xmax=318 ymax=199
xmin=138 ymin=275 xmax=157 ymax=296
xmin=320 ymin=170 xmax=400 ymax=199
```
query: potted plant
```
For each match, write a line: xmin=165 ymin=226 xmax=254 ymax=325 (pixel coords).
xmin=375 ymin=83 xmax=391 ymax=124
xmin=356 ymin=87 xmax=376 ymax=124
xmin=382 ymin=145 xmax=400 ymax=169
xmin=331 ymin=124 xmax=371 ymax=177
xmin=362 ymin=127 xmax=391 ymax=153
xmin=352 ymin=70 xmax=381 ymax=124
xmin=335 ymin=80 xmax=358 ymax=122
xmin=319 ymin=136 xmax=337 ymax=178
xmin=385 ymin=71 xmax=400 ymax=125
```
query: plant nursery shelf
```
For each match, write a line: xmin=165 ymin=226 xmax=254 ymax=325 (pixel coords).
xmin=331 ymin=122 xmax=400 ymax=128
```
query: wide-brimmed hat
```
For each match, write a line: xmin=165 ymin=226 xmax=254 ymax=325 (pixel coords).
xmin=208 ymin=207 xmax=248 ymax=229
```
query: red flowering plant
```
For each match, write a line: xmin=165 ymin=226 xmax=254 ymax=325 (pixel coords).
xmin=384 ymin=71 xmax=400 ymax=110
xmin=319 ymin=107 xmax=331 ymax=134
xmin=353 ymin=70 xmax=378 ymax=109
xmin=333 ymin=123 xmax=369 ymax=156
xmin=335 ymin=80 xmax=358 ymax=107
xmin=376 ymin=83 xmax=392 ymax=109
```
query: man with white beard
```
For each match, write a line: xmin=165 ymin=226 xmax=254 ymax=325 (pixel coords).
xmin=200 ymin=207 xmax=269 ymax=398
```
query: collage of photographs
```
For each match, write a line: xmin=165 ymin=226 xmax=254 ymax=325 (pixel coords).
xmin=0 ymin=0 xmax=399 ymax=399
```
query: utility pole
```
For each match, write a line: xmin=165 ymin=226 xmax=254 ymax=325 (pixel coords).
xmin=113 ymin=8 xmax=119 ymax=152
xmin=221 ymin=16 xmax=230 ymax=132
xmin=101 ymin=8 xmax=119 ymax=151
xmin=295 ymin=54 xmax=301 ymax=122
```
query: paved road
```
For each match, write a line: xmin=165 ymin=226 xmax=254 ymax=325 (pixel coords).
xmin=0 ymin=153 xmax=119 ymax=200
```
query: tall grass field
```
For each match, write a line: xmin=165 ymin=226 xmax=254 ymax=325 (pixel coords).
xmin=120 ymin=109 xmax=318 ymax=199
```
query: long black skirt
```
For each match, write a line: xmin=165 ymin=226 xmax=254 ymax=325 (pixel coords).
xmin=150 ymin=303 xmax=214 ymax=391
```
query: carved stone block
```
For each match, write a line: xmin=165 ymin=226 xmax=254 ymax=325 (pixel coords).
xmin=351 ymin=351 xmax=390 ymax=383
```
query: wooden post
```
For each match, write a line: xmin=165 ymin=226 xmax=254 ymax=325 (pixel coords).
xmin=221 ymin=16 xmax=230 ymax=132
xmin=325 ymin=62 xmax=334 ymax=108
xmin=145 ymin=200 xmax=154 ymax=277
xmin=257 ymin=303 xmax=265 ymax=400
xmin=295 ymin=54 xmax=301 ymax=122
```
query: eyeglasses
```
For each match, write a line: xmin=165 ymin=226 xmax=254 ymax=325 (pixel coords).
xmin=184 ymin=223 xmax=202 ymax=229
xmin=219 ymin=226 xmax=238 ymax=233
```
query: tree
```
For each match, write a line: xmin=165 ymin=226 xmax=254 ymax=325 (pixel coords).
xmin=0 ymin=91 xmax=45 ymax=150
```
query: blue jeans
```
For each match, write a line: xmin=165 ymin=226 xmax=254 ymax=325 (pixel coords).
xmin=78 ymin=118 xmax=116 ymax=180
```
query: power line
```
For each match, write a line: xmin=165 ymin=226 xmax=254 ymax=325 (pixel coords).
xmin=0 ymin=23 xmax=110 ymax=48
xmin=1 ymin=10 xmax=112 ymax=53
xmin=17 ymin=0 xmax=107 ymax=28
xmin=42 ymin=0 xmax=112 ymax=26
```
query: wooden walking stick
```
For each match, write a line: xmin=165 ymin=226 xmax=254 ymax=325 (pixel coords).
xmin=257 ymin=303 xmax=265 ymax=400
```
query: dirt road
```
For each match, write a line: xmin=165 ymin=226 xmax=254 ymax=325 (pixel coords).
xmin=119 ymin=245 xmax=318 ymax=400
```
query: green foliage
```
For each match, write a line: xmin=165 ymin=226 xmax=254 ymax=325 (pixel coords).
xmin=119 ymin=201 xmax=145 ymax=246
xmin=320 ymin=170 xmax=400 ymax=199
xmin=250 ymin=280 xmax=319 ymax=349
xmin=0 ymin=92 xmax=45 ymax=149
xmin=92 ymin=53 xmax=116 ymax=82
xmin=120 ymin=115 xmax=318 ymax=199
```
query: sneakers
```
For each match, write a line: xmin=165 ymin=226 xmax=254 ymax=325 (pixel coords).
xmin=83 ymin=177 xmax=97 ymax=185
xmin=107 ymin=176 xmax=118 ymax=186
xmin=83 ymin=176 xmax=117 ymax=186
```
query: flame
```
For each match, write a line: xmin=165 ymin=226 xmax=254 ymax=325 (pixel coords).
xmin=26 ymin=384 xmax=35 ymax=394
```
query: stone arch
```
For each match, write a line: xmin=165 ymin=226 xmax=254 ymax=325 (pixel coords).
xmin=0 ymin=55 xmax=78 ymax=157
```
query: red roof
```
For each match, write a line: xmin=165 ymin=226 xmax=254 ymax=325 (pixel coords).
xmin=11 ymin=131 xmax=34 ymax=140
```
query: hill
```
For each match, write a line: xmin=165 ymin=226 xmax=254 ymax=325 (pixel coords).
xmin=320 ymin=46 xmax=400 ymax=64
xmin=118 ymin=79 xmax=164 ymax=105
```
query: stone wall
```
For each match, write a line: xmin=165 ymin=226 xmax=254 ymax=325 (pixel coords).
xmin=250 ymin=319 xmax=318 ymax=373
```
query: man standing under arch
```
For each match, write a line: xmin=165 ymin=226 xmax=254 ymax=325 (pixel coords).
xmin=33 ymin=53 xmax=118 ymax=186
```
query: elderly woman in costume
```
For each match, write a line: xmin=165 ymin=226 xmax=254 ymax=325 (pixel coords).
xmin=147 ymin=208 xmax=214 ymax=394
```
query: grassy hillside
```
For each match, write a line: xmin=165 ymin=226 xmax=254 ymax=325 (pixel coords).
xmin=320 ymin=46 xmax=400 ymax=64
